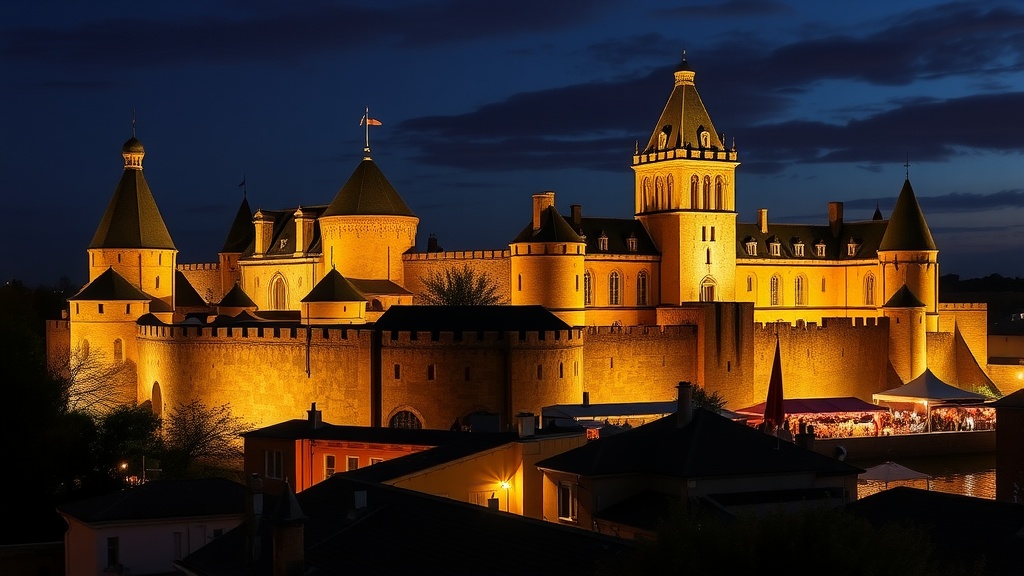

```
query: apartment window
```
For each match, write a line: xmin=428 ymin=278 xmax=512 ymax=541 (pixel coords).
xmin=770 ymin=275 xmax=781 ymax=307
xmin=427 ymin=364 xmax=435 ymax=380
xmin=106 ymin=536 xmax=120 ymax=568
xmin=557 ymin=482 xmax=577 ymax=522
xmin=346 ymin=456 xmax=359 ymax=471
xmin=394 ymin=364 xmax=401 ymax=379
xmin=583 ymin=272 xmax=592 ymax=305
xmin=608 ymin=272 xmax=620 ymax=305
xmin=325 ymin=454 xmax=336 ymax=477
xmin=264 ymin=450 xmax=283 ymax=479
xmin=636 ymin=271 xmax=648 ymax=306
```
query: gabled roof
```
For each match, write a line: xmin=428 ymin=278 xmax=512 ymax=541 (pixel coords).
xmin=220 ymin=195 xmax=254 ymax=253
xmin=511 ymin=206 xmax=583 ymax=243
xmin=89 ymin=139 xmax=175 ymax=250
xmin=879 ymin=179 xmax=936 ymax=251
xmin=535 ymin=409 xmax=861 ymax=478
xmin=175 ymin=269 xmax=208 ymax=307
xmin=217 ymin=283 xmax=257 ymax=308
xmin=322 ymin=158 xmax=414 ymax=217
xmin=177 ymin=476 xmax=631 ymax=575
xmin=883 ymin=285 xmax=925 ymax=308
xmin=736 ymin=220 xmax=887 ymax=261
xmin=641 ymin=55 xmax=726 ymax=154
xmin=374 ymin=305 xmax=571 ymax=332
xmin=69 ymin=267 xmax=150 ymax=301
xmin=58 ymin=478 xmax=245 ymax=523
xmin=301 ymin=268 xmax=366 ymax=303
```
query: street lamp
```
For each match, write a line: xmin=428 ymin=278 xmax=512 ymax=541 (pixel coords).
xmin=499 ymin=480 xmax=511 ymax=512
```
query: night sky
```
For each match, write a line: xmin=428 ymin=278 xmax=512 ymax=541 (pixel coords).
xmin=3 ymin=0 xmax=1023 ymax=287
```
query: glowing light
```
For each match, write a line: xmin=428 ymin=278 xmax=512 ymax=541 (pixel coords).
xmin=1016 ymin=371 xmax=1023 ymax=381
xmin=499 ymin=481 xmax=511 ymax=490
xmin=120 ymin=462 xmax=128 ymax=471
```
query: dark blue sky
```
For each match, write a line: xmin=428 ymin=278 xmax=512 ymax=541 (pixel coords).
xmin=3 ymin=0 xmax=1023 ymax=287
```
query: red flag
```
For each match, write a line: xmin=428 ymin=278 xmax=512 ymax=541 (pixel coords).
xmin=360 ymin=116 xmax=382 ymax=126
xmin=763 ymin=336 xmax=785 ymax=432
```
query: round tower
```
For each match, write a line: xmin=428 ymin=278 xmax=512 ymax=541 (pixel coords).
xmin=878 ymin=179 xmax=939 ymax=332
xmin=633 ymin=53 xmax=739 ymax=304
xmin=318 ymin=148 xmax=418 ymax=286
xmin=883 ymin=285 xmax=928 ymax=383
xmin=509 ymin=192 xmax=587 ymax=326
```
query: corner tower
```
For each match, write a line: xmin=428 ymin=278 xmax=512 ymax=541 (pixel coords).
xmin=878 ymin=179 xmax=938 ymax=332
xmin=633 ymin=54 xmax=739 ymax=304
xmin=318 ymin=148 xmax=418 ymax=286
xmin=87 ymin=136 xmax=177 ymax=314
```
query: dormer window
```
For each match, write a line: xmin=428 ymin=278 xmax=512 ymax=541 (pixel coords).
xmin=279 ymin=239 xmax=288 ymax=250
xmin=699 ymin=129 xmax=710 ymax=148
xmin=769 ymin=238 xmax=781 ymax=257
xmin=598 ymin=232 xmax=609 ymax=251
xmin=847 ymin=238 xmax=859 ymax=256
xmin=793 ymin=240 xmax=804 ymax=257
xmin=745 ymin=239 xmax=757 ymax=256
xmin=815 ymin=241 xmax=827 ymax=258
xmin=627 ymin=233 xmax=637 ymax=252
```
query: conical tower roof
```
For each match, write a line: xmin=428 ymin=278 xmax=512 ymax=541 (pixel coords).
xmin=220 ymin=195 xmax=254 ymax=253
xmin=884 ymin=284 xmax=926 ymax=308
xmin=89 ymin=137 xmax=176 ymax=250
xmin=69 ymin=267 xmax=151 ymax=301
xmin=301 ymin=268 xmax=367 ymax=303
xmin=879 ymin=179 xmax=936 ymax=251
xmin=642 ymin=53 xmax=726 ymax=154
xmin=217 ymin=283 xmax=257 ymax=308
xmin=322 ymin=157 xmax=414 ymax=217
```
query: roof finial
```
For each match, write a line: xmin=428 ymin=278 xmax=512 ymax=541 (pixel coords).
xmin=238 ymin=174 xmax=247 ymax=198
xmin=359 ymin=106 xmax=382 ymax=160
xmin=904 ymin=153 xmax=910 ymax=180
xmin=682 ymin=48 xmax=687 ymax=62
xmin=131 ymin=108 xmax=137 ymax=138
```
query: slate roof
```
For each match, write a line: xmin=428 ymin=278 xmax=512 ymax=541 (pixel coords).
xmin=322 ymin=158 xmax=415 ymax=217
xmin=175 ymin=269 xmax=208 ymax=307
xmin=735 ymin=219 xmax=888 ymax=261
xmin=58 ymin=478 xmax=246 ymax=523
xmin=220 ymin=195 xmax=254 ymax=253
xmin=879 ymin=179 xmax=937 ymax=251
xmin=177 ymin=476 xmax=632 ymax=576
xmin=69 ymin=267 xmax=151 ymax=301
xmin=641 ymin=55 xmax=727 ymax=155
xmin=374 ymin=305 xmax=572 ymax=332
xmin=217 ymin=283 xmax=257 ymax=308
xmin=535 ymin=409 xmax=862 ymax=479
xmin=241 ymin=205 xmax=325 ymax=259
xmin=300 ymin=268 xmax=366 ymax=303
xmin=90 ymin=139 xmax=176 ymax=250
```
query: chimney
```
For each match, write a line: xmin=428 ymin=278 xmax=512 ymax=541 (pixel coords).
xmin=582 ymin=391 xmax=590 ymax=406
xmin=516 ymin=412 xmax=536 ymax=438
xmin=253 ymin=210 xmax=275 ymax=256
xmin=245 ymin=473 xmax=264 ymax=565
xmin=570 ymin=204 xmax=582 ymax=227
xmin=757 ymin=209 xmax=768 ymax=234
xmin=676 ymin=381 xmax=693 ymax=428
xmin=532 ymin=192 xmax=556 ymax=231
xmin=828 ymin=202 xmax=843 ymax=237
xmin=427 ymin=234 xmax=442 ymax=252
xmin=307 ymin=402 xmax=322 ymax=429
xmin=272 ymin=482 xmax=305 ymax=576
xmin=293 ymin=207 xmax=313 ymax=255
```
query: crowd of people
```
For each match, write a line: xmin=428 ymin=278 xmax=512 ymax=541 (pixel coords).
xmin=776 ymin=404 xmax=996 ymax=439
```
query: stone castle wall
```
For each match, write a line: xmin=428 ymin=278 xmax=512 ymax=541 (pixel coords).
xmin=178 ymin=263 xmax=222 ymax=304
xmin=403 ymin=251 xmax=512 ymax=303
xmin=582 ymin=325 xmax=699 ymax=405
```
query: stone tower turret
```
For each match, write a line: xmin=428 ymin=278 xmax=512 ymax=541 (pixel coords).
xmin=218 ymin=195 xmax=254 ymax=299
xmin=883 ymin=285 xmax=928 ymax=383
xmin=878 ymin=179 xmax=938 ymax=332
xmin=633 ymin=53 xmax=739 ymax=304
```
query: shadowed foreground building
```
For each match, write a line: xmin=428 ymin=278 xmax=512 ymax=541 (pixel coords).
xmin=47 ymin=53 xmax=1010 ymax=432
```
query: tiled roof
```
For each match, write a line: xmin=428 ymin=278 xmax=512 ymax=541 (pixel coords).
xmin=89 ymin=151 xmax=175 ymax=250
xmin=322 ymin=158 xmax=415 ymax=217
xmin=301 ymin=269 xmax=366 ymax=303
xmin=374 ymin=305 xmax=571 ymax=332
xmin=58 ymin=478 xmax=245 ymax=523
xmin=535 ymin=409 xmax=862 ymax=478
xmin=220 ymin=196 xmax=254 ymax=253
xmin=69 ymin=267 xmax=150 ymax=301
xmin=879 ymin=179 xmax=937 ymax=251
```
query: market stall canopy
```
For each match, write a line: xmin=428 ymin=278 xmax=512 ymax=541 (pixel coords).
xmin=872 ymin=369 xmax=988 ymax=404
xmin=859 ymin=461 xmax=932 ymax=483
xmin=736 ymin=397 xmax=889 ymax=418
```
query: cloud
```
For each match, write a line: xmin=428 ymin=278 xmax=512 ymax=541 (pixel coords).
xmin=652 ymin=0 xmax=791 ymax=19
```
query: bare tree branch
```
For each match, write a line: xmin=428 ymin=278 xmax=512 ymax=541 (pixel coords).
xmin=47 ymin=345 xmax=136 ymax=418
xmin=420 ymin=264 xmax=504 ymax=305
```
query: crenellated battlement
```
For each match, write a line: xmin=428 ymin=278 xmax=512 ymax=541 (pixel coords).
xmin=177 ymin=262 xmax=219 ymax=271
xmin=753 ymin=316 xmax=888 ymax=333
xmin=586 ymin=324 xmax=694 ymax=336
xmin=939 ymin=302 xmax=988 ymax=311
xmin=403 ymin=249 xmax=510 ymax=261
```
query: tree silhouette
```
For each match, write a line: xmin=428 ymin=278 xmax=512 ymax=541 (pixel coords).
xmin=420 ymin=264 xmax=503 ymax=305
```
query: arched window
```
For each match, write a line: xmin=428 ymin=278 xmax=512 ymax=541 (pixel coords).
xmin=865 ymin=273 xmax=876 ymax=306
xmin=702 ymin=176 xmax=712 ymax=209
xmin=152 ymin=382 xmax=163 ymax=417
xmin=715 ymin=176 xmax=724 ymax=210
xmin=270 ymin=275 xmax=287 ymax=310
xmin=113 ymin=339 xmax=123 ymax=363
xmin=636 ymin=271 xmax=648 ymax=306
xmin=642 ymin=177 xmax=651 ymax=211
xmin=666 ymin=174 xmax=674 ymax=208
xmin=656 ymin=176 xmax=665 ymax=208
xmin=583 ymin=271 xmax=592 ymax=305
xmin=389 ymin=410 xmax=422 ymax=430
xmin=770 ymin=275 xmax=781 ymax=306
xmin=608 ymin=272 xmax=620 ymax=305
xmin=690 ymin=175 xmax=699 ymax=208
xmin=795 ymin=275 xmax=806 ymax=306
xmin=700 ymin=276 xmax=716 ymax=302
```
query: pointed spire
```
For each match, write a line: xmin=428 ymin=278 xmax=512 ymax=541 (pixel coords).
xmin=763 ymin=332 xmax=785 ymax=432
xmin=879 ymin=179 xmax=937 ymax=251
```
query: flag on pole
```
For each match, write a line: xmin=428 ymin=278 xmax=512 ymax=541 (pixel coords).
xmin=360 ymin=115 xmax=382 ymax=126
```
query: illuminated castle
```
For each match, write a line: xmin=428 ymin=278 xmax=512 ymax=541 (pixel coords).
xmin=50 ymin=54 xmax=1015 ymax=431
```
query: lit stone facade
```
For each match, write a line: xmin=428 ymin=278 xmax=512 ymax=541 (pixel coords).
xmin=49 ymin=54 xmax=1016 ymax=432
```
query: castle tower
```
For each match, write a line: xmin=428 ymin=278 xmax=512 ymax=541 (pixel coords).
xmin=878 ymin=179 xmax=939 ymax=332
xmin=218 ymin=195 xmax=254 ymax=299
xmin=87 ymin=136 xmax=177 ymax=315
xmin=883 ymin=285 xmax=928 ymax=383
xmin=509 ymin=192 xmax=587 ymax=326
xmin=633 ymin=54 xmax=739 ymax=305
xmin=300 ymin=268 xmax=368 ymax=325
xmin=318 ymin=148 xmax=418 ymax=286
